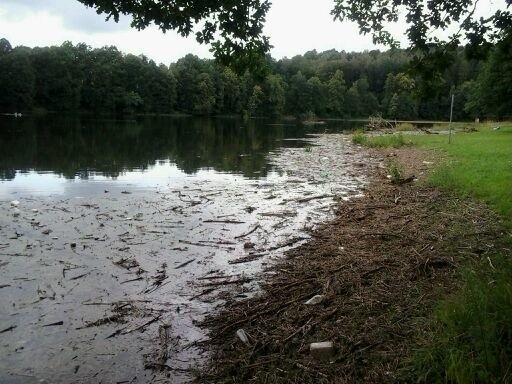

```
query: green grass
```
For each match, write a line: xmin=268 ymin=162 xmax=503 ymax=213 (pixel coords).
xmin=405 ymin=124 xmax=512 ymax=384
xmin=395 ymin=122 xmax=415 ymax=131
xmin=352 ymin=132 xmax=409 ymax=148
xmin=411 ymin=125 xmax=512 ymax=226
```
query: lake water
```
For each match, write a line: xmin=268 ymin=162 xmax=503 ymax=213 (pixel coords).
xmin=0 ymin=115 xmax=364 ymax=197
xmin=0 ymin=115 xmax=371 ymax=383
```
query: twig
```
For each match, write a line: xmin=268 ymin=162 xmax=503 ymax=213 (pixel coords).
xmin=235 ymin=224 xmax=261 ymax=239
xmin=296 ymin=194 xmax=334 ymax=203
xmin=175 ymin=258 xmax=196 ymax=269
xmin=203 ymin=220 xmax=246 ymax=224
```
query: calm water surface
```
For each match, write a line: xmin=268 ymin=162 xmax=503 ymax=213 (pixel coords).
xmin=0 ymin=115 xmax=362 ymax=197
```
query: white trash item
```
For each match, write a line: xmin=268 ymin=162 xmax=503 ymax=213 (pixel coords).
xmin=310 ymin=341 xmax=334 ymax=361
xmin=236 ymin=329 xmax=251 ymax=346
xmin=304 ymin=295 xmax=325 ymax=305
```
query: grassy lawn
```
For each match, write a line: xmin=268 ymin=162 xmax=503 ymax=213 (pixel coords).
xmin=406 ymin=124 xmax=512 ymax=383
xmin=411 ymin=125 xmax=512 ymax=228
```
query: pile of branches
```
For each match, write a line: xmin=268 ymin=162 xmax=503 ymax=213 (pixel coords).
xmin=366 ymin=115 xmax=394 ymax=131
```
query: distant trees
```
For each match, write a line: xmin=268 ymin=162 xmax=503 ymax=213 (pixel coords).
xmin=0 ymin=47 xmax=35 ymax=111
xmin=0 ymin=37 xmax=509 ymax=120
xmin=383 ymin=73 xmax=418 ymax=120
xmin=464 ymin=31 xmax=512 ymax=120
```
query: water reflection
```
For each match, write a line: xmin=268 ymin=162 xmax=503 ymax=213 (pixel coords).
xmin=0 ymin=115 xmax=363 ymax=184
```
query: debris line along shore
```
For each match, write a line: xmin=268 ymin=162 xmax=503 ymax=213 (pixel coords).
xmin=198 ymin=147 xmax=505 ymax=383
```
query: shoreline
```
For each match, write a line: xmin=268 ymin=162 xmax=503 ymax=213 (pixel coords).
xmin=198 ymin=144 xmax=506 ymax=383
xmin=0 ymin=134 xmax=369 ymax=383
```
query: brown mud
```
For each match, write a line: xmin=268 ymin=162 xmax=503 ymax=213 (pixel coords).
xmin=198 ymin=146 xmax=506 ymax=383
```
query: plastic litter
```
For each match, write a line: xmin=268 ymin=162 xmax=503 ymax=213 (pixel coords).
xmin=236 ymin=329 xmax=251 ymax=346
xmin=304 ymin=295 xmax=325 ymax=305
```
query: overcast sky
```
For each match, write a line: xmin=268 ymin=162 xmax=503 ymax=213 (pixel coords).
xmin=0 ymin=0 xmax=507 ymax=65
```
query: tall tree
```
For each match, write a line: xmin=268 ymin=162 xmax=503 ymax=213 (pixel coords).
xmin=382 ymin=73 xmax=418 ymax=120
xmin=464 ymin=31 xmax=512 ymax=119
xmin=261 ymin=74 xmax=286 ymax=117
xmin=327 ymin=69 xmax=346 ymax=117
xmin=0 ymin=48 xmax=35 ymax=112
xmin=0 ymin=38 xmax=12 ymax=55
xmin=286 ymin=71 xmax=312 ymax=115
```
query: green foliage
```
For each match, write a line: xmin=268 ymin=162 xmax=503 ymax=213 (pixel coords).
xmin=332 ymin=1 xmax=510 ymax=50
xmin=332 ymin=0 xmax=511 ymax=91
xmin=75 ymin=0 xmax=511 ymax=82
xmin=383 ymin=73 xmax=418 ymax=120
xmin=0 ymin=48 xmax=35 ymax=111
xmin=387 ymin=161 xmax=403 ymax=184
xmin=0 ymin=36 xmax=509 ymax=119
xmin=77 ymin=0 xmax=272 ymax=73
xmin=286 ymin=71 xmax=311 ymax=115
xmin=193 ymin=73 xmax=216 ymax=115
xmin=0 ymin=38 xmax=12 ymax=55
xmin=248 ymin=85 xmax=265 ymax=117
xmin=326 ymin=69 xmax=346 ymax=116
xmin=353 ymin=132 xmax=407 ymax=148
xmin=464 ymin=32 xmax=512 ymax=120
xmin=395 ymin=122 xmax=415 ymax=131
xmin=351 ymin=131 xmax=368 ymax=145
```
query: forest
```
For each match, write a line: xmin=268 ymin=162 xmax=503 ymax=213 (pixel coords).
xmin=0 ymin=35 xmax=510 ymax=121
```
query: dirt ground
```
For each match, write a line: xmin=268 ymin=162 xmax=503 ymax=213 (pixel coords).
xmin=197 ymin=145 xmax=506 ymax=383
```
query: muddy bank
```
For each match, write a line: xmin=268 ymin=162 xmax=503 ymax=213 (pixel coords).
xmin=0 ymin=134 xmax=371 ymax=383
xmin=198 ymin=146 xmax=505 ymax=383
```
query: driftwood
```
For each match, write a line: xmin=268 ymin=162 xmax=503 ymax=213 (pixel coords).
xmin=228 ymin=253 xmax=267 ymax=264
xmin=175 ymin=259 xmax=196 ymax=269
xmin=203 ymin=220 xmax=246 ymax=224
xmin=235 ymin=224 xmax=261 ymax=239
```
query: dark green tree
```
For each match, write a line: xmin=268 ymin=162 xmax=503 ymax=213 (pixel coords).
xmin=0 ymin=38 xmax=12 ymax=55
xmin=465 ymin=31 xmax=512 ymax=119
xmin=0 ymin=48 xmax=35 ymax=112
xmin=326 ymin=70 xmax=346 ymax=116
xmin=261 ymin=74 xmax=286 ymax=117
xmin=286 ymin=71 xmax=312 ymax=116
xmin=193 ymin=73 xmax=216 ymax=115
xmin=382 ymin=73 xmax=418 ymax=120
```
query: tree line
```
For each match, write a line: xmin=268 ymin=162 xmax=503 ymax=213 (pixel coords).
xmin=0 ymin=36 xmax=510 ymax=120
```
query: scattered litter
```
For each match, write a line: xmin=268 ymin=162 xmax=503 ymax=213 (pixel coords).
xmin=309 ymin=341 xmax=334 ymax=361
xmin=236 ymin=329 xmax=251 ymax=346
xmin=304 ymin=295 xmax=325 ymax=305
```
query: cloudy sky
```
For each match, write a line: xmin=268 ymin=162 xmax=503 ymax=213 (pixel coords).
xmin=0 ymin=0 xmax=507 ymax=65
